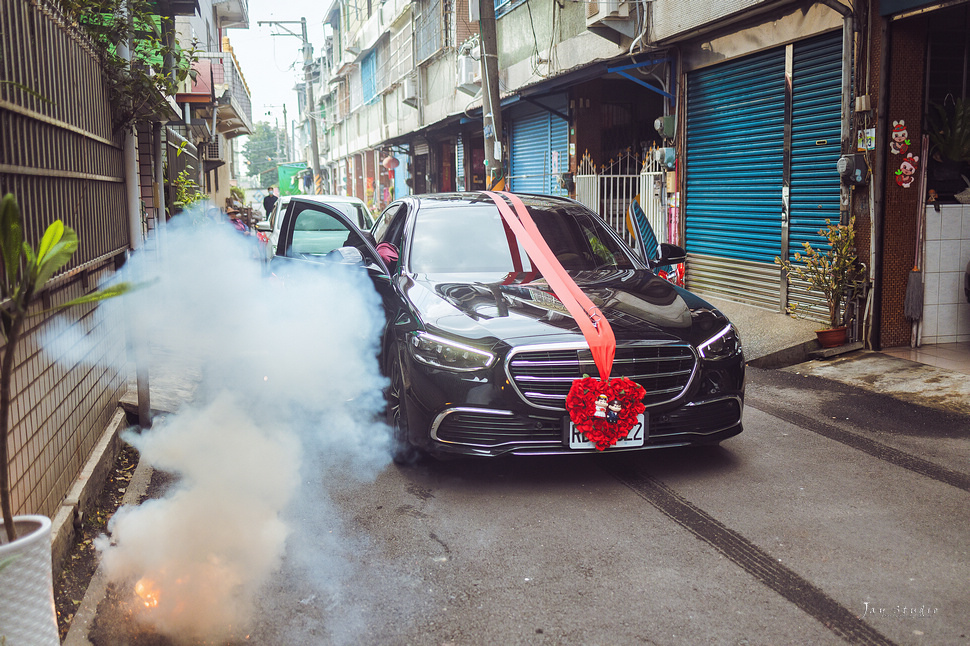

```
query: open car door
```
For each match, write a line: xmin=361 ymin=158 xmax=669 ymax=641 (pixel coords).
xmin=270 ymin=196 xmax=393 ymax=296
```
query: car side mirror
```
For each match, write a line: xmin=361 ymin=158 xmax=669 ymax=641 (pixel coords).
xmin=254 ymin=220 xmax=272 ymax=233
xmin=650 ymin=243 xmax=687 ymax=268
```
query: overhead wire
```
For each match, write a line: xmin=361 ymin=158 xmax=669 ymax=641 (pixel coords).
xmin=546 ymin=0 xmax=563 ymax=76
xmin=524 ymin=0 xmax=546 ymax=77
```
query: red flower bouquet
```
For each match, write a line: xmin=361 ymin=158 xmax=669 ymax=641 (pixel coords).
xmin=565 ymin=376 xmax=647 ymax=450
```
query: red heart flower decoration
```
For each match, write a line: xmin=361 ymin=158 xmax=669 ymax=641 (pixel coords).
xmin=565 ymin=376 xmax=647 ymax=451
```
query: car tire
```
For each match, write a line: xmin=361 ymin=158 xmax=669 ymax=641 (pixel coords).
xmin=387 ymin=344 xmax=421 ymax=465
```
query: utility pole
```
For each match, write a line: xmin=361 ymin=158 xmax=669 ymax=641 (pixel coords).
xmin=265 ymin=104 xmax=289 ymax=161
xmin=479 ymin=0 xmax=504 ymax=190
xmin=282 ymin=103 xmax=289 ymax=160
xmin=258 ymin=18 xmax=322 ymax=193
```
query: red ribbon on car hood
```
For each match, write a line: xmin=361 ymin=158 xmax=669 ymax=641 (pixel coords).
xmin=483 ymin=191 xmax=616 ymax=381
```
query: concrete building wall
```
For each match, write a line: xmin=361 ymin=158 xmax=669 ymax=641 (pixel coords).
xmin=650 ymin=0 xmax=782 ymax=42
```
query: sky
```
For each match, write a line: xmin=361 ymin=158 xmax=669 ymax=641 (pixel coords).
xmin=225 ymin=0 xmax=333 ymax=137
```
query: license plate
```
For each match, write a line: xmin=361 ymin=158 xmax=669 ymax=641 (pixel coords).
xmin=565 ymin=414 xmax=648 ymax=450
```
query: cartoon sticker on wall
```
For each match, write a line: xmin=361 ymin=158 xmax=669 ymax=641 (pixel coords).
xmin=890 ymin=120 xmax=910 ymax=155
xmin=895 ymin=153 xmax=919 ymax=188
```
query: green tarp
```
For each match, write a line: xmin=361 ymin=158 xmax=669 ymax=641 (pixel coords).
xmin=277 ymin=162 xmax=309 ymax=197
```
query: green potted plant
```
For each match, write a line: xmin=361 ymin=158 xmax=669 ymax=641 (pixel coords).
xmin=0 ymin=193 xmax=131 ymax=644
xmin=775 ymin=218 xmax=865 ymax=348
xmin=926 ymin=98 xmax=970 ymax=200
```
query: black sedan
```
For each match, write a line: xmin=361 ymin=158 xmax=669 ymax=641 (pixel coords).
xmin=271 ymin=192 xmax=745 ymax=461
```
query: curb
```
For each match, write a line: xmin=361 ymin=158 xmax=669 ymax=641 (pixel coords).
xmin=746 ymin=339 xmax=818 ymax=369
xmin=62 ymin=454 xmax=154 ymax=646
xmin=746 ymin=340 xmax=867 ymax=370
xmin=50 ymin=408 xmax=129 ymax=581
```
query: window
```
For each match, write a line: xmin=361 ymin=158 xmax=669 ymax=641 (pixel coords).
xmin=925 ymin=6 xmax=970 ymax=105
xmin=408 ymin=204 xmax=636 ymax=274
xmin=390 ymin=25 xmax=414 ymax=82
xmin=349 ymin=66 xmax=363 ymax=112
xmin=289 ymin=204 xmax=362 ymax=258
xmin=455 ymin=0 xmax=480 ymax=44
xmin=415 ymin=0 xmax=443 ymax=63
xmin=375 ymin=37 xmax=391 ymax=93
xmin=373 ymin=203 xmax=407 ymax=246
xmin=362 ymin=50 xmax=377 ymax=104
xmin=336 ymin=79 xmax=350 ymax=121
xmin=494 ymin=0 xmax=526 ymax=18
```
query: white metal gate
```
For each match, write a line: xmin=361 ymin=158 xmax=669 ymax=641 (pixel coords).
xmin=574 ymin=150 xmax=667 ymax=257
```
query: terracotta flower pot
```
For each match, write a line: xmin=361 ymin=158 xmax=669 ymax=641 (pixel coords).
xmin=0 ymin=515 xmax=60 ymax=646
xmin=815 ymin=326 xmax=848 ymax=348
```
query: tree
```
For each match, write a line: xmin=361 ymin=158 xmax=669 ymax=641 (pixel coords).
xmin=242 ymin=122 xmax=286 ymax=188
xmin=55 ymin=0 xmax=197 ymax=133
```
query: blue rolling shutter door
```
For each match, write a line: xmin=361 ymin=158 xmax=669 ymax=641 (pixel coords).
xmin=685 ymin=32 xmax=843 ymax=311
xmin=509 ymin=99 xmax=569 ymax=195
xmin=787 ymin=33 xmax=844 ymax=317
xmin=685 ymin=48 xmax=786 ymax=308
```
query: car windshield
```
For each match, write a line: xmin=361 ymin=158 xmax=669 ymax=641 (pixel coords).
xmin=408 ymin=203 xmax=638 ymax=274
xmin=332 ymin=202 xmax=371 ymax=229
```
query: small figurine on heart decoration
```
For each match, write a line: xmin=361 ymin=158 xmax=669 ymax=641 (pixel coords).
xmin=565 ymin=376 xmax=647 ymax=450
xmin=593 ymin=394 xmax=609 ymax=418
xmin=606 ymin=399 xmax=622 ymax=423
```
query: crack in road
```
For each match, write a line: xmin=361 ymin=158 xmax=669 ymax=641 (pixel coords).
xmin=604 ymin=458 xmax=899 ymax=646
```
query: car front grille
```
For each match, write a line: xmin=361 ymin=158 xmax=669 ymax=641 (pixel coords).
xmin=433 ymin=410 xmax=561 ymax=446
xmin=430 ymin=396 xmax=741 ymax=450
xmin=506 ymin=343 xmax=697 ymax=411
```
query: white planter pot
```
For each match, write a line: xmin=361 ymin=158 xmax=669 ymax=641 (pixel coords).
xmin=0 ymin=515 xmax=60 ymax=646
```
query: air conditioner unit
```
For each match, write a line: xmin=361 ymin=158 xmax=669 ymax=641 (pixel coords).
xmin=587 ymin=0 xmax=627 ymax=20
xmin=456 ymin=54 xmax=480 ymax=96
xmin=402 ymin=76 xmax=418 ymax=108
xmin=201 ymin=138 xmax=222 ymax=160
xmin=586 ymin=0 xmax=635 ymax=44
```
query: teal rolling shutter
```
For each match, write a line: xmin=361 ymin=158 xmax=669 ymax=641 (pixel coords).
xmin=509 ymin=97 xmax=569 ymax=195
xmin=362 ymin=51 xmax=377 ymax=104
xmin=785 ymin=32 xmax=845 ymax=321
xmin=789 ymin=32 xmax=844 ymax=260
xmin=685 ymin=48 xmax=785 ymax=263
xmin=684 ymin=32 xmax=843 ymax=311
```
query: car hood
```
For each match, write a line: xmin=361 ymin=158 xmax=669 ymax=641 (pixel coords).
xmin=402 ymin=270 xmax=731 ymax=348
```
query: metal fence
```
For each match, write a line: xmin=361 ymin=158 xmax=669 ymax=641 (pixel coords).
xmin=575 ymin=150 xmax=667 ymax=257
xmin=0 ymin=0 xmax=130 ymax=265
xmin=200 ymin=45 xmax=254 ymax=130
xmin=0 ymin=0 xmax=128 ymax=523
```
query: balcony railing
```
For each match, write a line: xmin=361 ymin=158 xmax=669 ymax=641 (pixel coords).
xmin=190 ymin=41 xmax=253 ymax=138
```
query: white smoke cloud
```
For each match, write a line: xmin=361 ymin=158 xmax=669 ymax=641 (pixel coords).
xmin=89 ymin=206 xmax=392 ymax=642
xmin=97 ymin=394 xmax=300 ymax=641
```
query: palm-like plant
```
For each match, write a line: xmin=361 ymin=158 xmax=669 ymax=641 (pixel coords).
xmin=775 ymin=218 xmax=865 ymax=330
xmin=0 ymin=194 xmax=132 ymax=543
xmin=927 ymin=98 xmax=970 ymax=164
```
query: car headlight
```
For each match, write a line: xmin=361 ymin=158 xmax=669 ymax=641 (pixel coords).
xmin=698 ymin=323 xmax=742 ymax=360
xmin=408 ymin=332 xmax=496 ymax=372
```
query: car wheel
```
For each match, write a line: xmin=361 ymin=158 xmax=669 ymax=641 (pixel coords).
xmin=386 ymin=345 xmax=421 ymax=465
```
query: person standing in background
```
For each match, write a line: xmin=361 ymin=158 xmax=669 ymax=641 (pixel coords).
xmin=262 ymin=186 xmax=279 ymax=219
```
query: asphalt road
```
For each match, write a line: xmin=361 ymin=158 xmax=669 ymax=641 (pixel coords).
xmin=80 ymin=366 xmax=970 ymax=646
